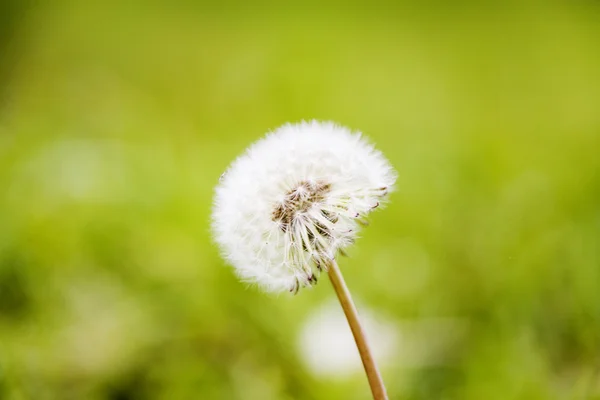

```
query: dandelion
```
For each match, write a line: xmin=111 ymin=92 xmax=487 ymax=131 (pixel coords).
xmin=212 ymin=120 xmax=396 ymax=399
xmin=212 ymin=121 xmax=396 ymax=293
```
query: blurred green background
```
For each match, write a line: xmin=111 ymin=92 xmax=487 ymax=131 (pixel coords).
xmin=0 ymin=1 xmax=599 ymax=399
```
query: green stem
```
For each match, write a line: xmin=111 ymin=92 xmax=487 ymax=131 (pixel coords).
xmin=327 ymin=259 xmax=388 ymax=400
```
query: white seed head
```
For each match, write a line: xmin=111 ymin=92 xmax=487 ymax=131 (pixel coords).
xmin=212 ymin=121 xmax=396 ymax=293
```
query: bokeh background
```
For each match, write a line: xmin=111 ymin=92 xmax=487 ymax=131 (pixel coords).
xmin=1 ymin=1 xmax=599 ymax=399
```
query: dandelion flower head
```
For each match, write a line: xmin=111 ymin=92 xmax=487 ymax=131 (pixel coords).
xmin=212 ymin=121 xmax=396 ymax=293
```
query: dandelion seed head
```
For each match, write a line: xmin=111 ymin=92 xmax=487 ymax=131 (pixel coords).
xmin=212 ymin=121 xmax=396 ymax=293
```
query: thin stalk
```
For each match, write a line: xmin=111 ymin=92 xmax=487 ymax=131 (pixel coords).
xmin=327 ymin=259 xmax=388 ymax=400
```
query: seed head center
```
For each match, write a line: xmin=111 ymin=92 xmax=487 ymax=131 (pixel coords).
xmin=272 ymin=180 xmax=331 ymax=231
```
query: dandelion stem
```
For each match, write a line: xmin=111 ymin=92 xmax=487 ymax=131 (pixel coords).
xmin=327 ymin=259 xmax=388 ymax=400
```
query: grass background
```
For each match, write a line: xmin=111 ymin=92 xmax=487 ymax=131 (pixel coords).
xmin=0 ymin=1 xmax=599 ymax=399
